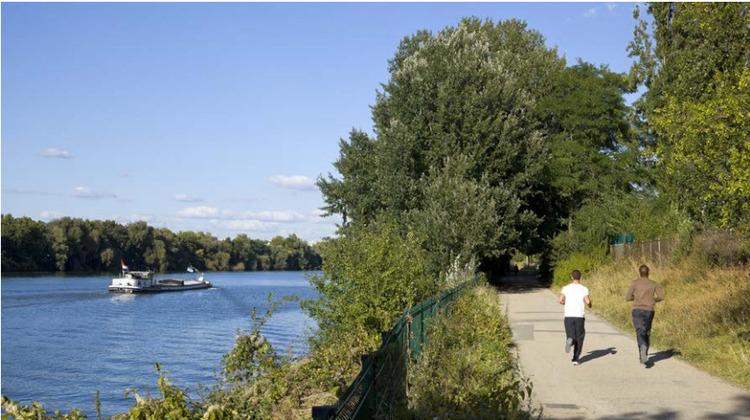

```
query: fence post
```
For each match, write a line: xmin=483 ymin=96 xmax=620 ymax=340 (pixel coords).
xmin=658 ymin=239 xmax=662 ymax=263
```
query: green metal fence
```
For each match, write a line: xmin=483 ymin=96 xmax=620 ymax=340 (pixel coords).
xmin=312 ymin=276 xmax=479 ymax=420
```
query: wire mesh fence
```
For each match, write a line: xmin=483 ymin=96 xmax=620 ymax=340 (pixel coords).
xmin=312 ymin=276 xmax=479 ymax=420
xmin=610 ymin=238 xmax=674 ymax=262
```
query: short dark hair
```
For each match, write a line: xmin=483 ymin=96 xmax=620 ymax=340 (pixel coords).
xmin=571 ymin=269 xmax=581 ymax=280
xmin=639 ymin=264 xmax=650 ymax=277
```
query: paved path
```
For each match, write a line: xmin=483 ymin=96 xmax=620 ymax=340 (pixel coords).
xmin=498 ymin=271 xmax=750 ymax=419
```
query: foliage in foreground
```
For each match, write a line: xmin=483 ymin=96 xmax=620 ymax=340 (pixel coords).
xmin=1 ymin=396 xmax=88 ymax=420
xmin=302 ymin=219 xmax=436 ymax=392
xmin=409 ymin=286 xmax=535 ymax=419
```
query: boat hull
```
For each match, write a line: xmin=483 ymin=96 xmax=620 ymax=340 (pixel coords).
xmin=108 ymin=281 xmax=212 ymax=294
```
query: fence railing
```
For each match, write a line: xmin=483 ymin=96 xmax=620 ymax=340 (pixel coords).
xmin=610 ymin=238 xmax=674 ymax=262
xmin=312 ymin=276 xmax=480 ymax=420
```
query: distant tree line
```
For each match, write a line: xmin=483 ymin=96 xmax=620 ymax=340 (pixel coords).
xmin=0 ymin=214 xmax=322 ymax=273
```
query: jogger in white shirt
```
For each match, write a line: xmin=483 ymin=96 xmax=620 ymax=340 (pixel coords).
xmin=558 ymin=270 xmax=592 ymax=365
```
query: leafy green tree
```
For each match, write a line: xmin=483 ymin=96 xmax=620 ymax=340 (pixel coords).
xmin=1 ymin=215 xmax=54 ymax=271
xmin=539 ymin=62 xmax=639 ymax=234
xmin=305 ymin=220 xmax=434 ymax=341
xmin=1 ymin=215 xmax=320 ymax=273
xmin=629 ymin=2 xmax=750 ymax=231
xmin=408 ymin=155 xmax=521 ymax=277
xmin=319 ymin=17 xmax=565 ymax=271
xmin=318 ymin=129 xmax=381 ymax=226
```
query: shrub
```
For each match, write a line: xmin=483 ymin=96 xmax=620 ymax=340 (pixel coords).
xmin=408 ymin=286 xmax=534 ymax=419
xmin=0 ymin=396 xmax=88 ymax=420
xmin=552 ymin=252 xmax=608 ymax=288
xmin=691 ymin=230 xmax=750 ymax=266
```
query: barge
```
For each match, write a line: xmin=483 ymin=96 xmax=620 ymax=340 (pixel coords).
xmin=109 ymin=267 xmax=211 ymax=294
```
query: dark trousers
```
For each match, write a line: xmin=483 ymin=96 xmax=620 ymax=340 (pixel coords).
xmin=564 ymin=317 xmax=586 ymax=361
xmin=632 ymin=309 xmax=655 ymax=352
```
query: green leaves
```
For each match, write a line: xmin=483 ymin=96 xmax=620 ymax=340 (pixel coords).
xmin=629 ymin=2 xmax=750 ymax=233
xmin=0 ymin=215 xmax=321 ymax=273
xmin=408 ymin=155 xmax=520 ymax=276
xmin=321 ymin=17 xmax=567 ymax=268
xmin=305 ymin=219 xmax=433 ymax=338
xmin=408 ymin=286 xmax=533 ymax=419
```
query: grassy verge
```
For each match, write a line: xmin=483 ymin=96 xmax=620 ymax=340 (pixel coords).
xmin=569 ymin=259 xmax=750 ymax=389
xmin=408 ymin=285 xmax=536 ymax=419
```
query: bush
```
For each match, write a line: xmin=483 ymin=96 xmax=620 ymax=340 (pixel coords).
xmin=0 ymin=396 xmax=88 ymax=420
xmin=691 ymin=230 xmax=750 ymax=266
xmin=301 ymin=219 xmax=436 ymax=393
xmin=408 ymin=286 xmax=535 ymax=419
xmin=552 ymin=252 xmax=608 ymax=288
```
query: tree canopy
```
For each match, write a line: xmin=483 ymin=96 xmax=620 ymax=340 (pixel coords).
xmin=318 ymin=17 xmax=639 ymax=275
xmin=629 ymin=3 xmax=750 ymax=232
xmin=1 ymin=214 xmax=321 ymax=273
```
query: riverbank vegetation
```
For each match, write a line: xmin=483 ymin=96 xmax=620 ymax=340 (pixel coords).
xmin=409 ymin=286 xmax=535 ymax=419
xmin=1 ymin=215 xmax=321 ymax=273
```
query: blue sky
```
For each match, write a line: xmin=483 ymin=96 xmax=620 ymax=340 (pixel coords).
xmin=2 ymin=2 xmax=643 ymax=242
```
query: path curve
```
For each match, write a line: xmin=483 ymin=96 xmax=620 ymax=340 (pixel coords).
xmin=498 ymin=271 xmax=750 ymax=419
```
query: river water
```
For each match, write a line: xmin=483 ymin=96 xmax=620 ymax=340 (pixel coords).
xmin=1 ymin=271 xmax=318 ymax=417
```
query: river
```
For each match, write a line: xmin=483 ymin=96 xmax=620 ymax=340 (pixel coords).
xmin=1 ymin=271 xmax=318 ymax=417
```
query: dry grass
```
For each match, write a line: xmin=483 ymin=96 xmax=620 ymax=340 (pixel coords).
xmin=575 ymin=259 xmax=750 ymax=389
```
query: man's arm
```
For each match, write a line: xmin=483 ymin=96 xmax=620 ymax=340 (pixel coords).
xmin=584 ymin=295 xmax=592 ymax=308
xmin=654 ymin=282 xmax=664 ymax=302
xmin=558 ymin=293 xmax=566 ymax=305
xmin=625 ymin=282 xmax=635 ymax=301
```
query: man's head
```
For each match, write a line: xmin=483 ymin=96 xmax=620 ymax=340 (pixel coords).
xmin=571 ymin=269 xmax=581 ymax=281
xmin=639 ymin=264 xmax=650 ymax=278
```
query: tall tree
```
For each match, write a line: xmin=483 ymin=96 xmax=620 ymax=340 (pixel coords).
xmin=319 ymin=18 xmax=565 ymax=271
xmin=538 ymin=61 xmax=639 ymax=236
xmin=629 ymin=3 xmax=750 ymax=231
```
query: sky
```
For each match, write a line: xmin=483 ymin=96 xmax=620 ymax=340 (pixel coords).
xmin=1 ymin=2 xmax=644 ymax=242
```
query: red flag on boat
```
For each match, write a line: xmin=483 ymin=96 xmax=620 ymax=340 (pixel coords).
xmin=121 ymin=260 xmax=129 ymax=272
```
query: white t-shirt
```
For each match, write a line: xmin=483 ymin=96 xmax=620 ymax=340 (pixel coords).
xmin=561 ymin=283 xmax=589 ymax=318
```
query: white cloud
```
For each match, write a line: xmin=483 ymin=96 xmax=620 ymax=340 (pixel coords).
xmin=175 ymin=194 xmax=205 ymax=202
xmin=267 ymin=175 xmax=317 ymax=191
xmin=606 ymin=3 xmax=617 ymax=13
xmin=584 ymin=8 xmax=598 ymax=18
xmin=174 ymin=206 xmax=337 ymax=241
xmin=222 ymin=209 xmax=331 ymax=224
xmin=209 ymin=219 xmax=278 ymax=232
xmin=73 ymin=186 xmax=116 ymax=199
xmin=40 ymin=210 xmax=64 ymax=221
xmin=176 ymin=206 xmax=220 ymax=218
xmin=40 ymin=148 xmax=73 ymax=158
xmin=230 ymin=210 xmax=308 ymax=222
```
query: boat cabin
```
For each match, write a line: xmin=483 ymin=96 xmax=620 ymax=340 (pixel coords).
xmin=111 ymin=271 xmax=155 ymax=288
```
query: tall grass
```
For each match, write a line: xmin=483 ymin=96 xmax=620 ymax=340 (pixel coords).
xmin=408 ymin=286 xmax=536 ymax=419
xmin=579 ymin=259 xmax=750 ymax=389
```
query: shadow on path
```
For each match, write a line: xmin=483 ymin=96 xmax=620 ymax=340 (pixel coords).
xmin=495 ymin=269 xmax=545 ymax=294
xmin=645 ymin=349 xmax=680 ymax=369
xmin=596 ymin=410 xmax=680 ymax=419
xmin=594 ymin=395 xmax=750 ymax=419
xmin=578 ymin=347 xmax=617 ymax=364
xmin=704 ymin=395 xmax=750 ymax=419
